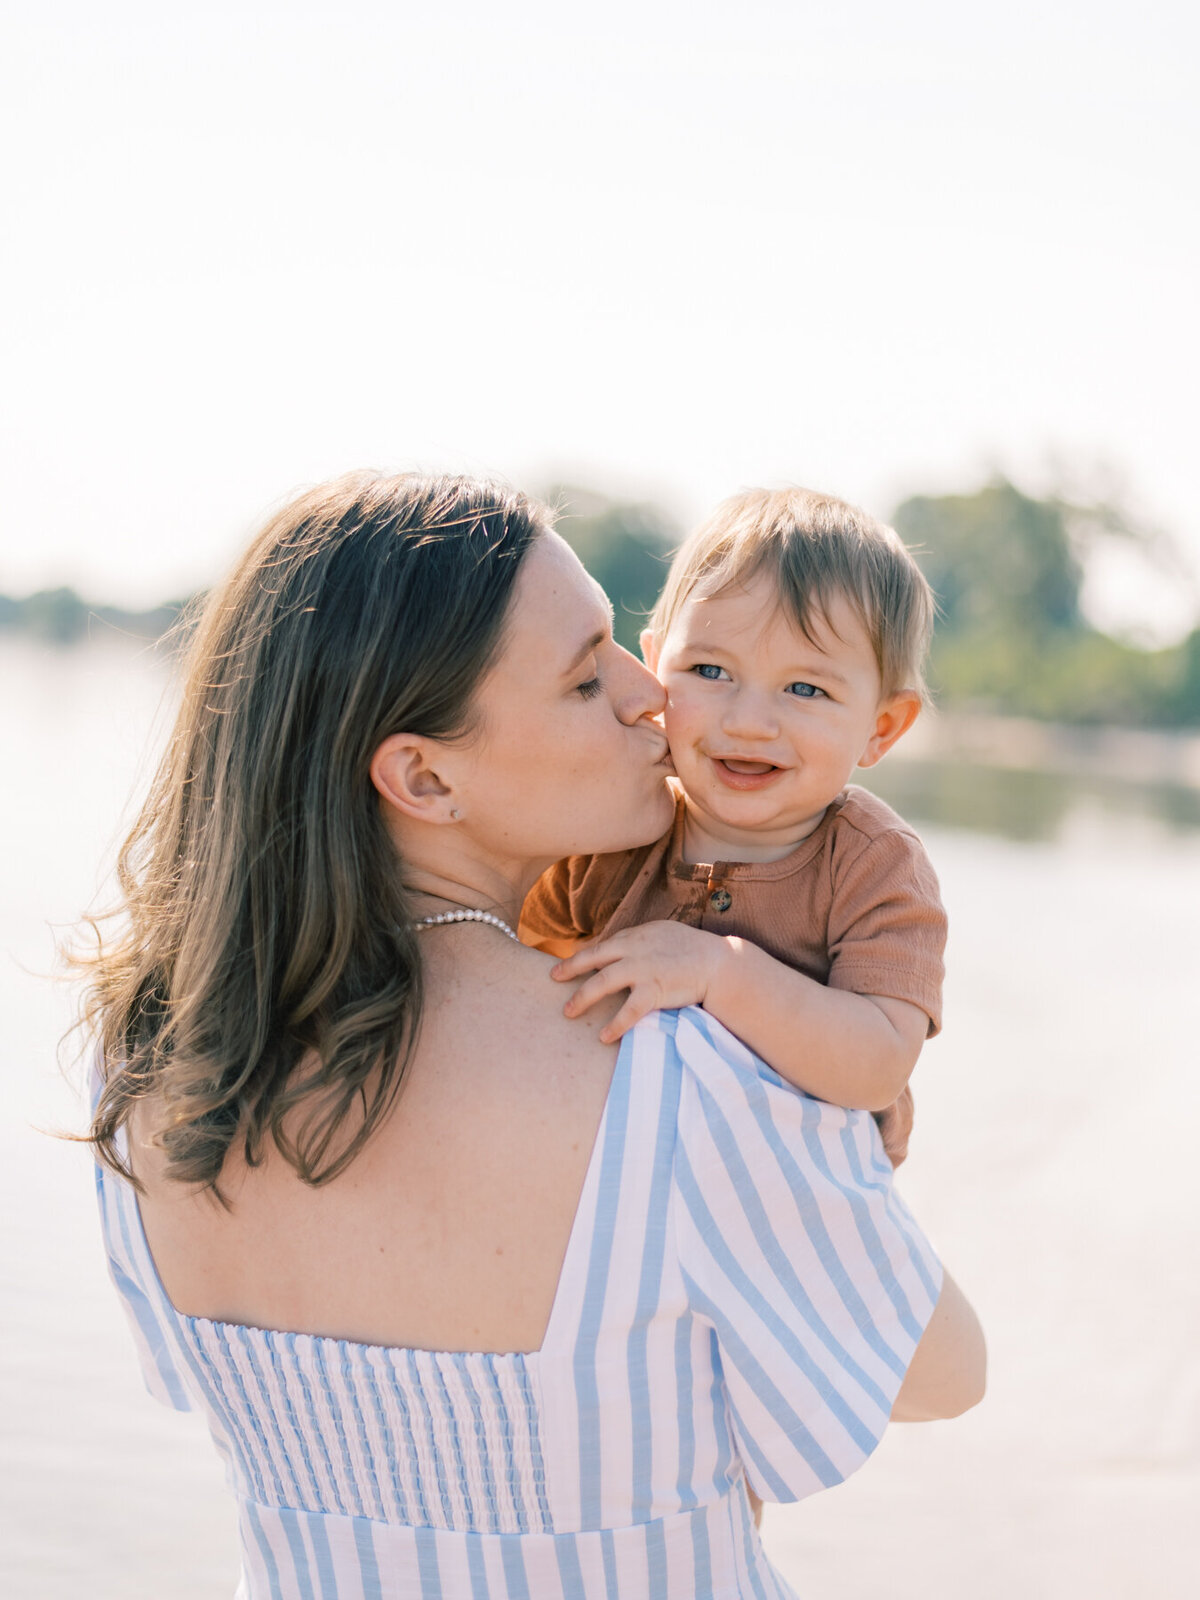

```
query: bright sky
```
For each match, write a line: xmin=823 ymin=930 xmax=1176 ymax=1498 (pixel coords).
xmin=2 ymin=0 xmax=1197 ymax=637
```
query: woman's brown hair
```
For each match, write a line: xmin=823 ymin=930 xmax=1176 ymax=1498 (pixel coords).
xmin=78 ymin=471 xmax=548 ymax=1194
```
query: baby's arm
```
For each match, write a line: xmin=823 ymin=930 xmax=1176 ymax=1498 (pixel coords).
xmin=709 ymin=936 xmax=927 ymax=1108
xmin=553 ymin=922 xmax=926 ymax=1110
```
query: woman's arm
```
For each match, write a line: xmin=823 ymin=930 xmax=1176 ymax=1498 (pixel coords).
xmin=890 ymin=1270 xmax=987 ymax=1421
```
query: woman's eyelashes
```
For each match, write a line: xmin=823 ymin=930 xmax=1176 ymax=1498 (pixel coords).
xmin=576 ymin=675 xmax=604 ymax=700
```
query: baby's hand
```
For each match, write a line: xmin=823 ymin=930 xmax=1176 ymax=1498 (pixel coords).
xmin=874 ymin=1084 xmax=914 ymax=1169
xmin=552 ymin=921 xmax=728 ymax=1043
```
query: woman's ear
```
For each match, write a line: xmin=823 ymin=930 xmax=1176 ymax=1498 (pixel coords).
xmin=639 ymin=628 xmax=661 ymax=671
xmin=370 ymin=734 xmax=458 ymax=822
xmin=857 ymin=691 xmax=922 ymax=769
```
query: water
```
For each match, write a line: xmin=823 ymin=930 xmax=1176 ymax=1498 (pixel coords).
xmin=3 ymin=636 xmax=1198 ymax=1598
xmin=868 ymin=752 xmax=1200 ymax=844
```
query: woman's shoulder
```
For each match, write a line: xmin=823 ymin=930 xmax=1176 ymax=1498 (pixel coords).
xmin=633 ymin=1004 xmax=858 ymax=1128
xmin=631 ymin=1007 xmax=935 ymax=1292
xmin=624 ymin=1005 xmax=883 ymax=1195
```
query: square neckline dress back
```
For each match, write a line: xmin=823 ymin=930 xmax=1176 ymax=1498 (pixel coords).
xmin=96 ymin=1007 xmax=942 ymax=1598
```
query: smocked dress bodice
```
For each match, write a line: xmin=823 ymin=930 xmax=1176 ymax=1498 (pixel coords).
xmin=96 ymin=1007 xmax=941 ymax=1598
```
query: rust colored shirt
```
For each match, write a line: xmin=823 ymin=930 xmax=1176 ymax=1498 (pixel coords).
xmin=521 ymin=784 xmax=946 ymax=1036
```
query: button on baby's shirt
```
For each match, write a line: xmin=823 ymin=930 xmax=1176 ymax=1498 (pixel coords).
xmin=709 ymin=887 xmax=733 ymax=913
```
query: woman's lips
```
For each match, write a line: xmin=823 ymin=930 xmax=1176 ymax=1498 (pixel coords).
xmin=710 ymin=756 xmax=783 ymax=790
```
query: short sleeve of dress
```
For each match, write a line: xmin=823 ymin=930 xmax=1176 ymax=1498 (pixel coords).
xmin=669 ymin=1007 xmax=942 ymax=1502
xmin=90 ymin=1061 xmax=195 ymax=1412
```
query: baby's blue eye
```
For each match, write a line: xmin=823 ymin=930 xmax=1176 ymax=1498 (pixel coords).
xmin=694 ymin=663 xmax=726 ymax=681
xmin=787 ymin=682 xmax=825 ymax=699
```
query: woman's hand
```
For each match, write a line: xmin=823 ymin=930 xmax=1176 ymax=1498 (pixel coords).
xmin=552 ymin=922 xmax=729 ymax=1043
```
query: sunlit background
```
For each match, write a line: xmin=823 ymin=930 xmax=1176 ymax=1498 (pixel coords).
xmin=2 ymin=2 xmax=1197 ymax=1596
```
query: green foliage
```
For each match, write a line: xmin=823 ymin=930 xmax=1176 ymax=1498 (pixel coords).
xmin=546 ymin=485 xmax=679 ymax=654
xmin=0 ymin=586 xmax=190 ymax=645
xmin=928 ymin=623 xmax=1192 ymax=724
xmin=4 ymin=475 xmax=1198 ymax=726
xmin=1166 ymin=628 xmax=1200 ymax=723
xmin=10 ymin=587 xmax=91 ymax=644
xmin=894 ymin=477 xmax=1199 ymax=726
xmin=894 ymin=479 xmax=1084 ymax=640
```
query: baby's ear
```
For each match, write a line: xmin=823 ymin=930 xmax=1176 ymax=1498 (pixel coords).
xmin=639 ymin=628 xmax=660 ymax=670
xmin=857 ymin=691 xmax=921 ymax=769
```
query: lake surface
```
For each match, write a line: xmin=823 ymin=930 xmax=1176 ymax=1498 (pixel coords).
xmin=2 ymin=635 xmax=1197 ymax=1598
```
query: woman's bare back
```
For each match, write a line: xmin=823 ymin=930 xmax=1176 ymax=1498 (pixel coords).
xmin=131 ymin=936 xmax=620 ymax=1355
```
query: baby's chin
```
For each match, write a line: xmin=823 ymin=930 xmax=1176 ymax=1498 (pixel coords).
xmin=680 ymin=785 xmax=840 ymax=846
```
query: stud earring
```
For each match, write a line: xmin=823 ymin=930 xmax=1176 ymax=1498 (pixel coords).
xmin=450 ymin=808 xmax=461 ymax=820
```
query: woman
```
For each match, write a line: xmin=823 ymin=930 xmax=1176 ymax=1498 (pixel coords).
xmin=84 ymin=471 xmax=984 ymax=1597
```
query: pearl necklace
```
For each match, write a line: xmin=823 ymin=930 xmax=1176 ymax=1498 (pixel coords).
xmin=412 ymin=908 xmax=520 ymax=941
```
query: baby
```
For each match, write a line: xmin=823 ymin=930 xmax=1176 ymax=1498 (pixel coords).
xmin=520 ymin=487 xmax=946 ymax=1163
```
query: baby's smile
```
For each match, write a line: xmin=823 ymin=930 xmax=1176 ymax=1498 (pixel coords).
xmin=709 ymin=756 xmax=785 ymax=789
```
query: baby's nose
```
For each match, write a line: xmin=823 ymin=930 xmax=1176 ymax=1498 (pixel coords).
xmin=721 ymin=690 xmax=779 ymax=739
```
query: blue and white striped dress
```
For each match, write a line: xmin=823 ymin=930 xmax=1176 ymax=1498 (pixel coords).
xmin=96 ymin=1007 xmax=942 ymax=1598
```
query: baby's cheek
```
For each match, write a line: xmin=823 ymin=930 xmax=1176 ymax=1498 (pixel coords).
xmin=662 ymin=713 xmax=699 ymax=764
xmin=663 ymin=686 xmax=704 ymax=737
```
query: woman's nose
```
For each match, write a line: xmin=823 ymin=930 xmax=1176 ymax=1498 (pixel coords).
xmin=614 ymin=646 xmax=667 ymax=723
xmin=721 ymin=688 xmax=779 ymax=740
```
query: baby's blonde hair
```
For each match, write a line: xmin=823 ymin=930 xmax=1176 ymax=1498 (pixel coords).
xmin=649 ymin=487 xmax=935 ymax=700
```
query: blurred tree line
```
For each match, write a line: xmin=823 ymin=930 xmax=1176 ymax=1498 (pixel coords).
xmin=3 ymin=477 xmax=1198 ymax=726
xmin=0 ymin=587 xmax=186 ymax=645
xmin=892 ymin=480 xmax=1200 ymax=725
xmin=544 ymin=485 xmax=677 ymax=655
xmin=550 ymin=477 xmax=1200 ymax=728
